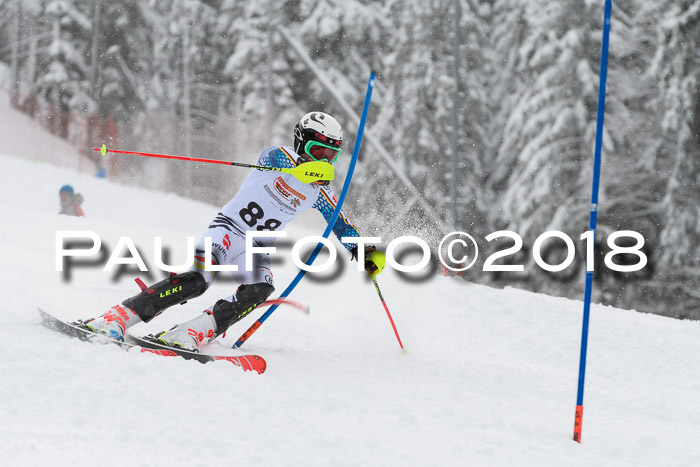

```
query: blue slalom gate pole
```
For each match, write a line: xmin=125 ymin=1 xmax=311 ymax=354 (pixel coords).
xmin=233 ymin=72 xmax=376 ymax=349
xmin=574 ymin=0 xmax=612 ymax=443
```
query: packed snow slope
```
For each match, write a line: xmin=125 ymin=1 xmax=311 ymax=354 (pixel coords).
xmin=1 ymin=108 xmax=700 ymax=467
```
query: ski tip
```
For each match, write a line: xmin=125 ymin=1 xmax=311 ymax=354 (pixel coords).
xmin=140 ymin=348 xmax=179 ymax=357
xmin=399 ymin=347 xmax=409 ymax=356
xmin=214 ymin=355 xmax=267 ymax=374
xmin=253 ymin=356 xmax=267 ymax=374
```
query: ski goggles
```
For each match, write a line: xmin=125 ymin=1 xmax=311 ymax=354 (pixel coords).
xmin=305 ymin=140 xmax=342 ymax=164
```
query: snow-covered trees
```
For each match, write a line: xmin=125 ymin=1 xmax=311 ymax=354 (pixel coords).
xmin=93 ymin=1 xmax=152 ymax=122
xmin=652 ymin=1 xmax=700 ymax=264
xmin=644 ymin=0 xmax=700 ymax=317
xmin=493 ymin=1 xmax=602 ymax=239
xmin=38 ymin=1 xmax=91 ymax=115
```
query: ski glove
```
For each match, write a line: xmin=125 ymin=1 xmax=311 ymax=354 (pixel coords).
xmin=350 ymin=245 xmax=385 ymax=277
xmin=364 ymin=247 xmax=386 ymax=278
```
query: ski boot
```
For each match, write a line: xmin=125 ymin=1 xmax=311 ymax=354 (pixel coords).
xmin=81 ymin=305 xmax=140 ymax=341
xmin=151 ymin=282 xmax=273 ymax=351
xmin=153 ymin=312 xmax=217 ymax=352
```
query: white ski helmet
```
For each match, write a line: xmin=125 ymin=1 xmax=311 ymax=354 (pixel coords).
xmin=293 ymin=111 xmax=343 ymax=163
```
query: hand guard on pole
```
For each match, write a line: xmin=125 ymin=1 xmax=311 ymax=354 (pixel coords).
xmin=365 ymin=249 xmax=385 ymax=277
xmin=350 ymin=245 xmax=385 ymax=277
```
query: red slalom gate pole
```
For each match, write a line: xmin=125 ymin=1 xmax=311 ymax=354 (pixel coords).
xmin=372 ymin=277 xmax=405 ymax=352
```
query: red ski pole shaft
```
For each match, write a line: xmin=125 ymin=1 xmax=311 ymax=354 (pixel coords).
xmin=372 ymin=277 xmax=405 ymax=351
xmin=93 ymin=146 xmax=262 ymax=170
xmin=93 ymin=145 xmax=334 ymax=184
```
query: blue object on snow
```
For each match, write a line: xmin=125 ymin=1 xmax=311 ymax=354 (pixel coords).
xmin=574 ymin=0 xmax=613 ymax=442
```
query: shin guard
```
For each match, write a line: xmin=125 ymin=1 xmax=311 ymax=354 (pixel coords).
xmin=211 ymin=283 xmax=274 ymax=334
xmin=122 ymin=271 xmax=207 ymax=323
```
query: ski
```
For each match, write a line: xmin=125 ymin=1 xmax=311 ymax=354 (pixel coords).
xmin=38 ymin=308 xmax=266 ymax=374
xmin=128 ymin=334 xmax=267 ymax=374
xmin=39 ymin=307 xmax=134 ymax=349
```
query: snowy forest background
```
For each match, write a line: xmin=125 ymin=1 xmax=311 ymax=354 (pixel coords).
xmin=1 ymin=0 xmax=698 ymax=319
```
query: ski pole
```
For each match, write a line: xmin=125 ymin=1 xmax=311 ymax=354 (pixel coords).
xmin=93 ymin=144 xmax=334 ymax=184
xmin=232 ymin=71 xmax=376 ymax=349
xmin=371 ymin=277 xmax=405 ymax=352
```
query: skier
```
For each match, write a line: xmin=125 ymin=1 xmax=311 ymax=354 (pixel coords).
xmin=81 ymin=112 xmax=385 ymax=351
xmin=58 ymin=185 xmax=85 ymax=217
